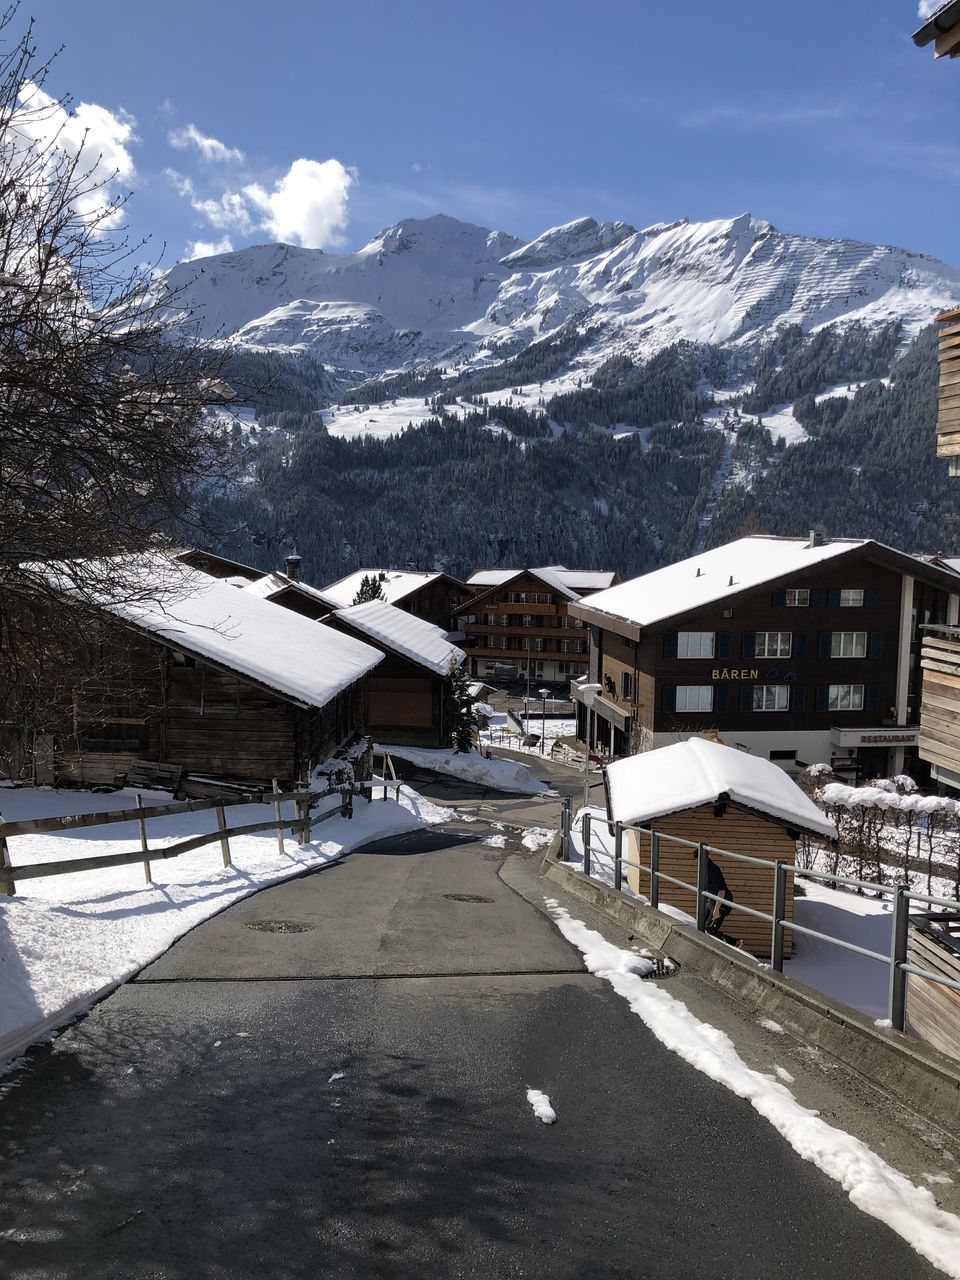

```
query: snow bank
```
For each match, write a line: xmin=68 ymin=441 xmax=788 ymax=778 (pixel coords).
xmin=545 ymin=901 xmax=960 ymax=1278
xmin=376 ymin=743 xmax=549 ymax=795
xmin=0 ymin=783 xmax=452 ymax=1063
xmin=526 ymin=1088 xmax=557 ymax=1124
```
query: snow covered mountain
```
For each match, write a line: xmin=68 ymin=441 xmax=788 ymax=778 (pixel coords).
xmin=162 ymin=212 xmax=960 ymax=381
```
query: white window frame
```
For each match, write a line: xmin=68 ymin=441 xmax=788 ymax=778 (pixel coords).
xmin=675 ymin=685 xmax=713 ymax=713
xmin=785 ymin=589 xmax=810 ymax=607
xmin=752 ymin=684 xmax=789 ymax=712
xmin=840 ymin=589 xmax=864 ymax=607
xmin=754 ymin=631 xmax=792 ymax=658
xmin=831 ymin=631 xmax=867 ymax=659
xmin=500 ymin=613 xmax=509 ymax=627
xmin=535 ymin=638 xmax=545 ymax=653
xmin=677 ymin=631 xmax=715 ymax=659
xmin=828 ymin=683 xmax=864 ymax=711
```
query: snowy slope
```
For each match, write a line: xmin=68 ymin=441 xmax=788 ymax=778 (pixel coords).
xmin=161 ymin=212 xmax=960 ymax=385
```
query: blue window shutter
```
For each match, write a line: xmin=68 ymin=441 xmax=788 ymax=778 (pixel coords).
xmin=865 ymin=684 xmax=880 ymax=712
xmin=865 ymin=588 xmax=880 ymax=608
xmin=818 ymin=631 xmax=832 ymax=659
xmin=816 ymin=686 xmax=829 ymax=712
xmin=741 ymin=631 xmax=756 ymax=658
xmin=661 ymin=685 xmax=676 ymax=713
xmin=792 ymin=686 xmax=805 ymax=712
xmin=811 ymin=588 xmax=826 ymax=608
xmin=827 ymin=588 xmax=841 ymax=608
xmin=794 ymin=632 xmax=807 ymax=659
xmin=663 ymin=631 xmax=678 ymax=659
xmin=716 ymin=631 xmax=730 ymax=659
xmin=868 ymin=632 xmax=883 ymax=659
xmin=740 ymin=684 xmax=754 ymax=712
xmin=771 ymin=590 xmax=786 ymax=608
xmin=715 ymin=685 xmax=728 ymax=713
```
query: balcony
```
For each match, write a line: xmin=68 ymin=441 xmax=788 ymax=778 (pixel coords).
xmin=919 ymin=624 xmax=960 ymax=783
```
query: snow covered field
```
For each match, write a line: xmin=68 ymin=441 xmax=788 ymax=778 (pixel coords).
xmin=0 ymin=781 xmax=451 ymax=1062
xmin=377 ymin=742 xmax=549 ymax=795
xmin=480 ymin=713 xmax=577 ymax=759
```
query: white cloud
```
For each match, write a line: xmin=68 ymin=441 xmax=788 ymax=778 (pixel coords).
xmin=192 ymin=190 xmax=254 ymax=233
xmin=12 ymin=80 xmax=137 ymax=230
xmin=163 ymin=167 xmax=195 ymax=199
xmin=917 ymin=1 xmax=941 ymax=18
xmin=169 ymin=122 xmax=244 ymax=164
xmin=242 ymin=158 xmax=354 ymax=248
xmin=184 ymin=236 xmax=234 ymax=261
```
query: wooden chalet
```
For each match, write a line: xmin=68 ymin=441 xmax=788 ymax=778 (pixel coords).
xmin=913 ymin=1 xmax=960 ymax=60
xmin=322 ymin=599 xmax=466 ymax=747
xmin=604 ymin=737 xmax=837 ymax=957
xmin=935 ymin=308 xmax=960 ymax=473
xmin=26 ymin=559 xmax=383 ymax=789
xmin=319 ymin=569 xmax=469 ymax=632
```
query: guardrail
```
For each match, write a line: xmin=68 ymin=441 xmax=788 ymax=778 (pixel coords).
xmin=0 ymin=769 xmax=400 ymax=896
xmin=568 ymin=810 xmax=960 ymax=1034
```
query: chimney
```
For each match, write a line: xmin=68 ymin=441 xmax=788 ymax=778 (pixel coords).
xmin=378 ymin=571 xmax=387 ymax=582
xmin=808 ymin=529 xmax=825 ymax=548
xmin=285 ymin=553 xmax=302 ymax=580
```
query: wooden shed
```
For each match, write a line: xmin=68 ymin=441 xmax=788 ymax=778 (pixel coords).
xmin=604 ymin=738 xmax=837 ymax=957
xmin=32 ymin=557 xmax=383 ymax=789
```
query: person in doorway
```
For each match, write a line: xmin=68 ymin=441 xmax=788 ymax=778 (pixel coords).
xmin=695 ymin=851 xmax=734 ymax=937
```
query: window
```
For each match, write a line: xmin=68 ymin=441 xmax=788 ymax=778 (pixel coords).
xmin=754 ymin=631 xmax=792 ymax=658
xmin=621 ymin=672 xmax=634 ymax=700
xmin=559 ymin=640 xmax=570 ymax=654
xmin=829 ymin=684 xmax=864 ymax=711
xmin=558 ymin=615 xmax=568 ymax=628
xmin=677 ymin=631 xmax=715 ymax=659
xmin=830 ymin=631 xmax=866 ymax=659
xmin=518 ymin=592 xmax=528 ymax=604
xmin=573 ymin=617 xmax=584 ymax=629
xmin=500 ymin=613 xmax=509 ymax=627
xmin=840 ymin=589 xmax=864 ymax=607
xmin=786 ymin=589 xmax=810 ymax=607
xmin=676 ymin=685 xmax=713 ymax=713
xmin=521 ymin=638 xmax=530 ymax=651
xmin=485 ymin=613 xmax=496 ymax=626
xmin=500 ymin=636 xmax=509 ymax=650
xmin=574 ymin=640 xmax=586 ymax=654
xmin=769 ymin=750 xmax=797 ymax=761
xmin=522 ymin=614 xmax=532 ymax=627
xmin=543 ymin=594 xmax=554 ymax=605
xmin=535 ymin=638 xmax=545 ymax=652
xmin=752 ymin=685 xmax=790 ymax=712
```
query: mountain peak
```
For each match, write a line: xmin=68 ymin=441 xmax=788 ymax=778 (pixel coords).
xmin=501 ymin=217 xmax=638 ymax=269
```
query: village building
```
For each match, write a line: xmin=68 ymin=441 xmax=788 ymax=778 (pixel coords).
xmin=16 ymin=558 xmax=383 ymax=790
xmin=320 ymin=599 xmax=465 ymax=747
xmin=319 ymin=569 xmax=469 ymax=632
xmin=458 ymin=566 xmax=618 ymax=685
xmin=569 ymin=534 xmax=960 ymax=781
xmin=913 ymin=1 xmax=960 ymax=63
xmin=604 ymin=737 xmax=837 ymax=957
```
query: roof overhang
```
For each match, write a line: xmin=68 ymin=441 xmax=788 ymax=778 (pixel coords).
xmin=913 ymin=1 xmax=960 ymax=55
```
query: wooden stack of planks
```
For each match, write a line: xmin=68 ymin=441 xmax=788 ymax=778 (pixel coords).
xmin=937 ymin=307 xmax=960 ymax=461
xmin=905 ymin=916 xmax=960 ymax=1065
xmin=919 ymin=627 xmax=960 ymax=780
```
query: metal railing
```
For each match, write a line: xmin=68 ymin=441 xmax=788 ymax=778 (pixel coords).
xmin=568 ymin=813 xmax=960 ymax=1033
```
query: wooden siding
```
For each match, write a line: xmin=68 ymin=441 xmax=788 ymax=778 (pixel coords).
xmin=623 ymin=805 xmax=796 ymax=957
xmin=919 ymin=630 xmax=960 ymax=778
xmin=905 ymin=922 xmax=960 ymax=1064
xmin=937 ymin=309 xmax=960 ymax=459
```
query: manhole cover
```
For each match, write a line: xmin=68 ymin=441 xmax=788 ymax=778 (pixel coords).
xmin=442 ymin=893 xmax=494 ymax=904
xmin=245 ymin=919 xmax=314 ymax=934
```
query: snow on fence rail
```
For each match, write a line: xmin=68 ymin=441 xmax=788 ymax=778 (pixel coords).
xmin=0 ymin=781 xmax=374 ymax=895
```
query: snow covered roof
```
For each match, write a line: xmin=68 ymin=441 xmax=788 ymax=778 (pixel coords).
xmin=320 ymin=569 xmax=443 ymax=608
xmin=65 ymin=557 xmax=383 ymax=710
xmin=465 ymin=565 xmax=591 ymax=600
xmin=334 ymin=599 xmax=465 ymax=676
xmin=242 ymin=571 xmax=339 ymax=610
xmin=572 ymin=536 xmax=959 ymax=632
xmin=605 ymin=738 xmax=837 ymax=840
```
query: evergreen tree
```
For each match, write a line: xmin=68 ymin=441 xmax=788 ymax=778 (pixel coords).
xmin=353 ymin=574 xmax=385 ymax=604
xmin=443 ymin=659 xmax=476 ymax=753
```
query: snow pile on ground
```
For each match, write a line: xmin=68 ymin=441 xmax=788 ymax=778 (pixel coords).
xmin=0 ymin=782 xmax=452 ymax=1062
xmin=480 ymin=714 xmax=576 ymax=760
xmin=521 ymin=827 xmax=555 ymax=852
xmin=544 ymin=899 xmax=960 ymax=1278
xmin=526 ymin=1088 xmax=557 ymax=1124
xmin=377 ymin=743 xmax=549 ymax=795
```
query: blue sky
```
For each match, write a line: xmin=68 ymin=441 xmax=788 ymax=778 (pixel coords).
xmin=25 ymin=1 xmax=960 ymax=265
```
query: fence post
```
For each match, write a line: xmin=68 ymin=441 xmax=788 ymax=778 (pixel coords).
xmin=297 ymin=797 xmax=311 ymax=844
xmin=649 ymin=831 xmax=660 ymax=910
xmin=272 ymin=779 xmax=285 ymax=855
xmin=341 ymin=786 xmax=354 ymax=820
xmin=614 ymin=821 xmax=623 ymax=893
xmin=216 ymin=803 xmax=232 ymax=868
xmin=136 ymin=794 xmax=152 ymax=884
xmin=696 ymin=842 xmax=709 ymax=933
xmin=0 ymin=830 xmax=15 ymax=896
xmin=582 ymin=806 xmax=591 ymax=877
xmin=888 ymin=885 xmax=910 ymax=1032
xmin=561 ymin=796 xmax=571 ymax=861
xmin=771 ymin=861 xmax=787 ymax=972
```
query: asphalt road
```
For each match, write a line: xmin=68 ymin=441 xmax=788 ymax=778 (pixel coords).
xmin=0 ymin=818 xmax=941 ymax=1280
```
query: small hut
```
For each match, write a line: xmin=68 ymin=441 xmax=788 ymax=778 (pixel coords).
xmin=604 ymin=738 xmax=837 ymax=957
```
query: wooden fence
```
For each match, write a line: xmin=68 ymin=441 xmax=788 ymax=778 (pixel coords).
xmin=0 ymin=780 xmax=359 ymax=896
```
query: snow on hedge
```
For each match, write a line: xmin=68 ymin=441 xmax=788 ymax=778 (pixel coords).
xmin=819 ymin=783 xmax=958 ymax=818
